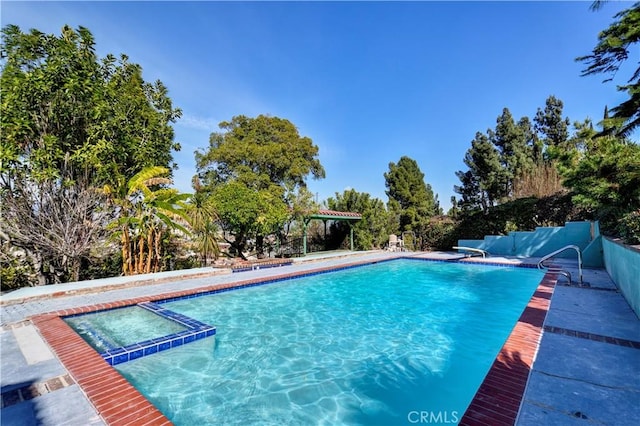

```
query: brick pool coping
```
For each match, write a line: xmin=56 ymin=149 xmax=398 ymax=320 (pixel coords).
xmin=459 ymin=269 xmax=558 ymax=425
xmin=30 ymin=256 xmax=557 ymax=425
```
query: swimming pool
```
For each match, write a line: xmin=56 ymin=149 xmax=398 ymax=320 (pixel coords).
xmin=71 ymin=259 xmax=543 ymax=425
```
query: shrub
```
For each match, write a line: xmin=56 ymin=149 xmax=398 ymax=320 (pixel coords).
xmin=617 ymin=210 xmax=640 ymax=245
xmin=1 ymin=258 xmax=33 ymax=291
xmin=421 ymin=217 xmax=457 ymax=250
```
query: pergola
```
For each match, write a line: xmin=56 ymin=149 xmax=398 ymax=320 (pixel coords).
xmin=302 ymin=209 xmax=362 ymax=255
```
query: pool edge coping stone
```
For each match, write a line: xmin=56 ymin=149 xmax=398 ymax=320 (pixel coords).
xmin=459 ymin=269 xmax=558 ymax=425
xmin=30 ymin=253 xmax=549 ymax=426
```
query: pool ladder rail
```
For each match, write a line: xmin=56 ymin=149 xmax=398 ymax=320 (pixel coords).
xmin=452 ymin=246 xmax=490 ymax=258
xmin=538 ymin=245 xmax=584 ymax=286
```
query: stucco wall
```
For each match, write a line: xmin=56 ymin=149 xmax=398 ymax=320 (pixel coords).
xmin=602 ymin=237 xmax=640 ymax=319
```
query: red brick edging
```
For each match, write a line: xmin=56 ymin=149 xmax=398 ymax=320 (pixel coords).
xmin=459 ymin=270 xmax=558 ymax=425
xmin=31 ymin=258 xmax=556 ymax=425
xmin=30 ymin=258 xmax=385 ymax=425
xmin=31 ymin=313 xmax=171 ymax=425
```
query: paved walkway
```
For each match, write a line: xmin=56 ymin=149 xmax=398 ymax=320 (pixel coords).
xmin=1 ymin=251 xmax=638 ymax=425
xmin=517 ymin=263 xmax=640 ymax=425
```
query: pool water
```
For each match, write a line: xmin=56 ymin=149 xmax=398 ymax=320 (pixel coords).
xmin=65 ymin=305 xmax=188 ymax=352
xmin=110 ymin=260 xmax=543 ymax=425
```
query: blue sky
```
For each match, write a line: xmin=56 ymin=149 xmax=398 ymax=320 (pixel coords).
xmin=2 ymin=1 xmax=634 ymax=210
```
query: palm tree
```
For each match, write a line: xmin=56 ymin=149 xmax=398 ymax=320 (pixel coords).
xmin=187 ymin=176 xmax=219 ymax=266
xmin=104 ymin=166 xmax=190 ymax=275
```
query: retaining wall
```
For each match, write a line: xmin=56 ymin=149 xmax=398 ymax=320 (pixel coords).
xmin=458 ymin=221 xmax=603 ymax=267
xmin=602 ymin=237 xmax=640 ymax=319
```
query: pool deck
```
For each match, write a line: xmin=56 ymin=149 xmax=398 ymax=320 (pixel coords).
xmin=1 ymin=250 xmax=638 ymax=425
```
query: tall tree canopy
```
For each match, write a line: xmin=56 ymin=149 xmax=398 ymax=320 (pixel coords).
xmin=455 ymin=131 xmax=506 ymax=211
xmin=196 ymin=114 xmax=325 ymax=191
xmin=534 ymin=95 xmax=571 ymax=152
xmin=384 ymin=156 xmax=438 ymax=233
xmin=0 ymin=25 xmax=182 ymax=285
xmin=0 ymin=24 xmax=182 ymax=184
xmin=326 ymin=189 xmax=391 ymax=250
xmin=491 ymin=108 xmax=536 ymax=195
xmin=455 ymin=97 xmax=571 ymax=212
xmin=195 ymin=114 xmax=325 ymax=258
xmin=561 ymin=124 xmax=640 ymax=229
xmin=577 ymin=2 xmax=640 ymax=136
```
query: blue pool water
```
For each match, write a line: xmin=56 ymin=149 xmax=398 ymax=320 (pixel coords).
xmin=107 ymin=260 xmax=543 ymax=425
xmin=65 ymin=306 xmax=188 ymax=353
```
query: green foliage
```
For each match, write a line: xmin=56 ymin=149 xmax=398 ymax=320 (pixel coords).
xmin=455 ymin=97 xmax=571 ymax=212
xmin=326 ymin=189 xmax=391 ymax=250
xmin=617 ymin=210 xmax=640 ymax=245
xmin=534 ymin=95 xmax=571 ymax=153
xmin=384 ymin=156 xmax=438 ymax=233
xmin=0 ymin=250 xmax=33 ymax=291
xmin=562 ymin=136 xmax=640 ymax=231
xmin=81 ymin=56 xmax=182 ymax=182
xmin=455 ymin=132 xmax=506 ymax=210
xmin=187 ymin=177 xmax=219 ymax=266
xmin=453 ymin=194 xmax=586 ymax=241
xmin=104 ymin=166 xmax=190 ymax=275
xmin=196 ymin=114 xmax=324 ymax=258
xmin=422 ymin=217 xmax=458 ymax=251
xmin=0 ymin=25 xmax=181 ymax=185
xmin=1 ymin=24 xmax=183 ymax=286
xmin=78 ymin=247 xmax=122 ymax=281
xmin=577 ymin=3 xmax=640 ymax=136
xmin=492 ymin=108 xmax=536 ymax=189
xmin=196 ymin=114 xmax=324 ymax=191
xmin=211 ymin=181 xmax=288 ymax=257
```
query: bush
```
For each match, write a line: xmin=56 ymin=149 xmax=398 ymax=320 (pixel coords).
xmin=421 ymin=217 xmax=457 ymax=250
xmin=1 ymin=262 xmax=32 ymax=291
xmin=618 ymin=210 xmax=640 ymax=245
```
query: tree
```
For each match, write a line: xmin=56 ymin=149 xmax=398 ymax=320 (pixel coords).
xmin=454 ymin=132 xmax=506 ymax=211
xmin=187 ymin=177 xmax=219 ymax=266
xmin=490 ymin=108 xmax=535 ymax=196
xmin=577 ymin=3 xmax=640 ymax=136
xmin=326 ymin=189 xmax=391 ymax=250
xmin=1 ymin=25 xmax=183 ymax=284
xmin=562 ymin=134 xmax=640 ymax=229
xmin=196 ymin=115 xmax=325 ymax=257
xmin=282 ymin=186 xmax=320 ymax=242
xmin=196 ymin=114 xmax=324 ymax=191
xmin=534 ymin=95 xmax=571 ymax=153
xmin=0 ymin=25 xmax=182 ymax=185
xmin=211 ymin=181 xmax=288 ymax=258
xmin=455 ymin=97 xmax=574 ymax=210
xmin=104 ymin=166 xmax=190 ymax=275
xmin=81 ymin=54 xmax=182 ymax=183
xmin=385 ymin=156 xmax=438 ymax=234
xmin=0 ymin=165 xmax=108 ymax=285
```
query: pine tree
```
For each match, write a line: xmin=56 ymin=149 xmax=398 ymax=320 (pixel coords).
xmin=384 ymin=156 xmax=438 ymax=232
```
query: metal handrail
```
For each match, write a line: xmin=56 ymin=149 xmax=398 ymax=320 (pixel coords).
xmin=452 ymin=246 xmax=489 ymax=258
xmin=538 ymin=245 xmax=583 ymax=284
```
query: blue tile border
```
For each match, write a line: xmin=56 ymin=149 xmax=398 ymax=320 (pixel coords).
xmin=97 ymin=302 xmax=216 ymax=366
xmin=66 ymin=256 xmax=537 ymax=367
xmin=154 ymin=256 xmax=539 ymax=307
xmin=401 ymin=256 xmax=538 ymax=268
